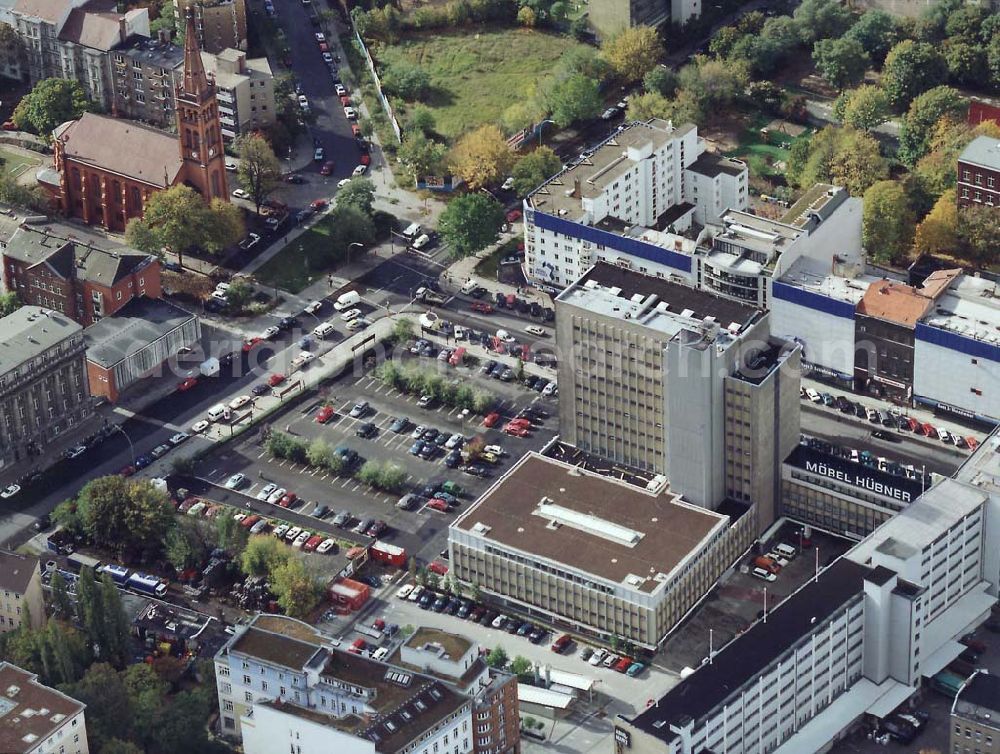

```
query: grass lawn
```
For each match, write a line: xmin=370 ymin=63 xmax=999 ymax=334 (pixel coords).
xmin=384 ymin=28 xmax=589 ymax=140
xmin=475 ymin=235 xmax=521 ymax=280
xmin=723 ymin=115 xmax=810 ymax=180
xmin=254 ymin=221 xmax=339 ymax=293
xmin=0 ymin=147 xmax=42 ymax=179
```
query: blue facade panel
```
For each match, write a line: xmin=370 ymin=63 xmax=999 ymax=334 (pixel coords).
xmin=916 ymin=322 xmax=1000 ymax=363
xmin=772 ymin=280 xmax=856 ymax=320
xmin=532 ymin=211 xmax=692 ymax=273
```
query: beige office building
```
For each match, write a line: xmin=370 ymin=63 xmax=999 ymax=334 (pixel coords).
xmin=0 ymin=551 xmax=44 ymax=633
xmin=449 ymin=453 xmax=756 ymax=650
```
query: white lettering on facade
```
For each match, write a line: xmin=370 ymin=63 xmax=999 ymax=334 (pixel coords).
xmin=804 ymin=461 xmax=912 ymax=502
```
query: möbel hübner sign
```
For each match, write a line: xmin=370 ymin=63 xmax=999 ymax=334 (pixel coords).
xmin=805 ymin=461 xmax=912 ymax=502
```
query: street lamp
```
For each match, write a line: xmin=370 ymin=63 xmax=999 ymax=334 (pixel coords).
xmin=347 ymin=241 xmax=364 ymax=264
xmin=106 ymin=422 xmax=135 ymax=468
xmin=537 ymin=119 xmax=555 ymax=147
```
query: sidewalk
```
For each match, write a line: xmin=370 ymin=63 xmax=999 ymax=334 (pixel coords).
xmin=439 ymin=231 xmax=552 ymax=308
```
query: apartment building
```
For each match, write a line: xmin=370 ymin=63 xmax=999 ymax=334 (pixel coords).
xmin=215 ymin=614 xmax=474 ymax=754
xmin=951 ymin=671 xmax=1000 ymax=754
xmin=202 ymin=47 xmax=275 ymax=139
xmin=0 ymin=551 xmax=44 ymax=633
xmin=449 ymin=452 xmax=756 ymax=650
xmin=522 ymin=119 xmax=747 ymax=290
xmin=0 ymin=307 xmax=92 ymax=471
xmin=555 ymin=263 xmax=799 ymax=522
xmin=9 ymin=0 xmax=81 ymax=84
xmin=614 ymin=447 xmax=1000 ymax=754
xmin=396 ymin=627 xmax=520 ymax=754
xmin=0 ymin=662 xmax=90 ymax=754
xmin=110 ymin=33 xmax=184 ymax=127
xmin=2 ymin=222 xmax=162 ymax=328
xmin=174 ymin=0 xmax=246 ymax=54
xmin=957 ymin=135 xmax=1000 ymax=208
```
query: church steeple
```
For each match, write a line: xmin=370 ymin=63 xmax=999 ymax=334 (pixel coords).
xmin=180 ymin=8 xmax=212 ymax=102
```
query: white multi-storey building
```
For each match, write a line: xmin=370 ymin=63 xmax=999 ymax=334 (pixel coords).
xmin=215 ymin=614 xmax=474 ymax=754
xmin=614 ymin=435 xmax=1000 ymax=754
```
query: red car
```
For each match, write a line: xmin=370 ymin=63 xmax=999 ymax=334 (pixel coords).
xmin=268 ymin=373 xmax=286 ymax=387
xmin=240 ymin=515 xmax=261 ymax=529
xmin=177 ymin=376 xmax=198 ymax=391
xmin=966 ymin=436 xmax=979 ymax=451
xmin=242 ymin=336 xmax=262 ymax=352
xmin=118 ymin=465 xmax=136 ymax=477
xmin=504 ymin=425 xmax=530 ymax=437
xmin=351 ymin=124 xmax=362 ymax=137
xmin=359 ymin=153 xmax=370 ymax=166
xmin=349 ymin=638 xmax=366 ymax=654
xmin=614 ymin=657 xmax=633 ymax=673
xmin=315 ymin=406 xmax=335 ymax=423
xmin=1 ymin=120 xmax=16 ymax=131
xmin=310 ymin=198 xmax=328 ymax=210
xmin=278 ymin=492 xmax=298 ymax=508
xmin=483 ymin=412 xmax=501 ymax=428
xmin=427 ymin=498 xmax=449 ymax=512
xmin=319 ymin=42 xmax=329 ymax=52
xmin=506 ymin=209 xmax=522 ymax=223
xmin=470 ymin=302 xmax=494 ymax=314
xmin=373 ymin=617 xmax=386 ymax=630
xmin=340 ymin=95 xmax=351 ymax=106
xmin=507 ymin=417 xmax=531 ymax=428
xmin=303 ymin=535 xmax=325 ymax=552
xmin=920 ymin=422 xmax=935 ymax=436
xmin=319 ymin=161 xmax=335 ymax=176
xmin=428 ymin=560 xmax=449 ymax=576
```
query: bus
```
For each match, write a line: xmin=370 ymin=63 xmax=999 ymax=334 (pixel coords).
xmin=126 ymin=572 xmax=168 ymax=597
xmin=66 ymin=552 xmax=102 ymax=574
xmin=99 ymin=563 xmax=131 ymax=586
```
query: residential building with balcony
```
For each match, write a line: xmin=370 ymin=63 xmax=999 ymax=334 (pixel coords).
xmin=0 ymin=306 xmax=92 ymax=471
xmin=174 ymin=0 xmax=246 ymax=53
xmin=0 ymin=662 xmax=90 ymax=754
xmin=202 ymin=47 xmax=274 ymax=139
xmin=215 ymin=614 xmax=474 ymax=754
xmin=0 ymin=550 xmax=44 ymax=633
xmin=957 ymin=135 xmax=1000 ymax=208
xmin=109 ymin=33 xmax=184 ymax=127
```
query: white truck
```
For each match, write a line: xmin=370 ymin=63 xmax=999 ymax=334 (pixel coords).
xmin=199 ymin=357 xmax=220 ymax=377
xmin=414 ymin=287 xmax=446 ymax=305
xmin=333 ymin=290 xmax=361 ymax=311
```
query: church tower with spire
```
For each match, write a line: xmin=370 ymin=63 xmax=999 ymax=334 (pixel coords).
xmin=175 ymin=8 xmax=228 ymax=202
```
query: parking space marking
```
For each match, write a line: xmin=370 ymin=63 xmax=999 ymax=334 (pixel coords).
xmin=257 ymin=450 xmax=267 ymax=459
xmin=247 ymin=482 xmax=259 ymax=494
xmin=340 ymin=478 xmax=353 ymax=488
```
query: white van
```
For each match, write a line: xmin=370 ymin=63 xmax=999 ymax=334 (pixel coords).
xmin=774 ymin=543 xmax=797 ymax=560
xmin=461 ymin=279 xmax=478 ymax=294
xmin=334 ymin=290 xmax=361 ymax=311
xmin=402 ymin=222 xmax=421 ymax=240
xmin=371 ymin=647 xmax=389 ymax=661
xmin=312 ymin=321 xmax=336 ymax=339
xmin=206 ymin=403 xmax=227 ymax=422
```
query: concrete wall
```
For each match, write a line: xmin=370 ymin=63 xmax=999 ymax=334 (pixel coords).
xmin=913 ymin=336 xmax=1000 ymax=422
xmin=770 ymin=296 xmax=856 ymax=377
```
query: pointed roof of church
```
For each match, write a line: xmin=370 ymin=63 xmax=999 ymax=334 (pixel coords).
xmin=181 ymin=8 xmax=212 ymax=101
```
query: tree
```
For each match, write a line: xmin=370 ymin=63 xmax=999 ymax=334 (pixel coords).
xmin=0 ymin=172 xmax=43 ymax=210
xmin=626 ymin=91 xmax=673 ymax=122
xmin=989 ymin=36 xmax=1000 ymax=87
xmin=0 ymin=291 xmax=20 ymax=317
xmin=49 ymin=571 xmax=73 ymax=619
xmin=897 ymin=86 xmax=967 ymax=166
xmin=124 ymin=185 xmax=244 ymax=268
xmin=543 ymin=74 xmax=602 ymax=128
xmin=61 ymin=663 xmax=133 ymax=752
xmin=510 ymin=656 xmax=532 ymax=677
xmin=787 ymin=126 xmax=888 ymax=195
xmin=959 ymin=204 xmax=1000 ymax=264
xmin=793 ymin=0 xmax=853 ymax=44
xmin=0 ymin=23 xmax=24 ymax=76
xmin=511 ymin=147 xmax=561 ymax=197
xmin=225 ymin=278 xmax=252 ymax=311
xmin=99 ymin=573 xmax=129 ymax=668
xmin=398 ymin=133 xmax=447 ymax=178
xmin=122 ymin=662 xmax=167 ymax=750
xmin=485 ymin=646 xmax=508 ymax=668
xmin=862 ymin=180 xmax=914 ymax=263
xmin=643 ymin=66 xmax=677 ymax=97
xmin=382 ymin=60 xmax=432 ymax=100
xmin=601 ymin=26 xmax=661 ymax=83
xmin=449 ymin=125 xmax=515 ymax=191
xmin=408 ymin=106 xmax=436 ymax=136
xmin=101 ymin=740 xmax=145 ymax=754
xmin=240 ymin=535 xmax=289 ymax=577
xmin=516 ymin=6 xmax=536 ymax=26
xmin=845 ymin=10 xmax=900 ymax=65
xmin=12 ymin=78 xmax=94 ymax=136
xmin=812 ymin=38 xmax=869 ymax=91
xmin=914 ymin=119 xmax=1000 ymax=198
xmin=710 ymin=25 xmax=743 ymax=59
xmin=270 ymin=556 xmax=322 ymax=619
xmin=439 ymin=193 xmax=505 ymax=256
xmin=392 ymin=317 xmax=414 ymax=342
xmin=944 ymin=40 xmax=986 ymax=88
xmin=469 ymin=582 xmax=482 ymax=602
xmin=677 ymin=57 xmax=749 ymax=115
xmin=335 ymin=177 xmax=376 ymax=217
xmin=151 ymin=687 xmax=225 ymax=754
xmin=913 ymin=189 xmax=960 ymax=255
xmin=834 ymin=85 xmax=890 ymax=131
xmin=77 ymin=476 xmax=175 ymax=561
xmin=215 ymin=513 xmax=249 ymax=555
xmin=881 ymin=40 xmax=948 ymax=111
xmin=306 ymin=437 xmax=336 ymax=469
xmin=235 ymin=133 xmax=281 ymax=214
xmin=164 ymin=518 xmax=209 ymax=572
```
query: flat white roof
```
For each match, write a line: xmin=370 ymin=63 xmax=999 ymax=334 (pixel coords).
xmin=518 ymin=684 xmax=575 ymax=709
xmin=921 ymin=275 xmax=1000 ymax=344
xmin=777 ymin=257 xmax=877 ymax=306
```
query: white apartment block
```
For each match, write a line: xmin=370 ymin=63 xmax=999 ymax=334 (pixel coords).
xmin=614 ymin=436 xmax=1000 ymax=754
xmin=0 ymin=662 xmax=89 ymax=754
xmin=215 ymin=614 xmax=474 ymax=754
xmin=202 ymin=47 xmax=275 ymax=140
xmin=522 ymin=119 xmax=747 ymax=291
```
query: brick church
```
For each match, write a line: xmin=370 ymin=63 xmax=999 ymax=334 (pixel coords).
xmin=39 ymin=11 xmax=229 ymax=232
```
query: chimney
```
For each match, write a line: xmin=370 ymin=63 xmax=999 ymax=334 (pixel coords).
xmin=158 ymin=27 xmax=171 ymax=44
xmin=573 ymin=178 xmax=581 ymax=198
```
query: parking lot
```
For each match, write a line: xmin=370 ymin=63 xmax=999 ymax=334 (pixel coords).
xmin=192 ymin=348 xmax=559 ymax=564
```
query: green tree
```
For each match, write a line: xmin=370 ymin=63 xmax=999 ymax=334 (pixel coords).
xmin=327 ymin=204 xmax=376 ymax=266
xmin=61 ymin=663 xmax=133 ymax=752
xmin=235 ymin=133 xmax=281 ymax=215
xmin=812 ymin=38 xmax=869 ymax=91
xmin=0 ymin=291 xmax=20 ymax=317
xmin=643 ymin=66 xmax=677 ymax=97
xmin=709 ymin=25 xmax=743 ymax=58
xmin=543 ymin=74 xmax=602 ymax=128
xmin=469 ymin=582 xmax=482 ymax=602
xmin=0 ymin=171 xmax=43 ymax=210
xmin=845 ymin=10 xmax=900 ymax=65
xmin=271 ymin=556 xmax=322 ymax=619
xmin=306 ymin=437 xmax=336 ymax=470
xmin=897 ymin=86 xmax=967 ymax=166
xmin=944 ymin=40 xmax=986 ymax=88
xmin=516 ymin=6 xmax=535 ymax=26
xmin=100 ymin=739 xmax=145 ymax=754
xmin=485 ymin=646 xmax=509 ymax=668
xmin=77 ymin=476 xmax=175 ymax=561
xmin=626 ymin=91 xmax=673 ymax=122
xmin=392 ymin=317 xmax=415 ymax=342
xmin=862 ymin=180 xmax=914 ymax=262
xmin=121 ymin=663 xmax=167 ymax=750
xmin=881 ymin=40 xmax=948 ymax=111
xmin=958 ymin=204 xmax=1000 ymax=264
xmin=124 ymin=185 xmax=245 ymax=268
xmin=913 ymin=188 xmax=960 ymax=256
xmin=512 ymin=147 xmax=562 ymax=197
xmin=382 ymin=60 xmax=431 ymax=100
xmin=787 ymin=126 xmax=888 ymax=195
xmin=151 ymin=686 xmax=225 ymax=754
xmin=225 ymin=278 xmax=252 ymax=311
xmin=600 ymin=26 xmax=661 ymax=82
xmin=398 ymin=133 xmax=447 ymax=178
xmin=240 ymin=535 xmax=289 ymax=577
xmin=439 ymin=193 xmax=505 ymax=256
xmin=12 ymin=78 xmax=94 ymax=136
xmin=989 ymin=36 xmax=1000 ymax=86
xmin=335 ymin=177 xmax=376 ymax=217
xmin=98 ymin=573 xmax=129 ymax=668
xmin=215 ymin=513 xmax=249 ymax=555
xmin=677 ymin=57 xmax=749 ymax=115
xmin=510 ymin=656 xmax=533 ymax=677
xmin=834 ymin=85 xmax=890 ymax=131
xmin=0 ymin=23 xmax=24 ymax=76
xmin=914 ymin=118 xmax=1000 ymax=198
xmin=408 ymin=105 xmax=436 ymax=136
xmin=164 ymin=518 xmax=209 ymax=572
xmin=793 ymin=0 xmax=853 ymax=44
xmin=49 ymin=570 xmax=73 ymax=619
